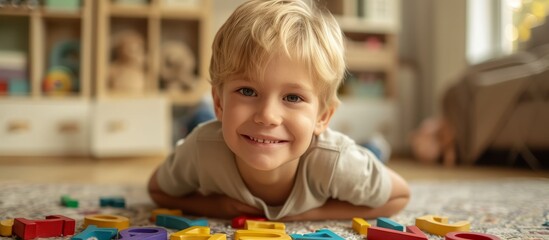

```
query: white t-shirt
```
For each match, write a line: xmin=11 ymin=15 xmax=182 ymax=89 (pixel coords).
xmin=156 ymin=120 xmax=392 ymax=220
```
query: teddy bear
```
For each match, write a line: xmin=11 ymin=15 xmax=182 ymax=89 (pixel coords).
xmin=108 ymin=29 xmax=146 ymax=95
xmin=160 ymin=41 xmax=198 ymax=92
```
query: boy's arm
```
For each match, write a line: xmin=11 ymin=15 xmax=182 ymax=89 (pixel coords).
xmin=281 ymin=168 xmax=410 ymax=221
xmin=148 ymin=169 xmax=263 ymax=219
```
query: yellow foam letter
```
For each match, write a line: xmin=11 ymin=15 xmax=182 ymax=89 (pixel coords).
xmin=245 ymin=220 xmax=285 ymax=233
xmin=0 ymin=219 xmax=14 ymax=237
xmin=234 ymin=229 xmax=291 ymax=240
xmin=352 ymin=217 xmax=371 ymax=235
xmin=84 ymin=214 xmax=130 ymax=231
xmin=170 ymin=226 xmax=227 ymax=240
xmin=415 ymin=215 xmax=470 ymax=236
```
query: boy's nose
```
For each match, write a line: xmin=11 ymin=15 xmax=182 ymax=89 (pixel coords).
xmin=254 ymin=98 xmax=282 ymax=126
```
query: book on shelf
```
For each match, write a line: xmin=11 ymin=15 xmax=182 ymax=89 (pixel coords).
xmin=355 ymin=0 xmax=399 ymax=27
xmin=0 ymin=50 xmax=27 ymax=70
xmin=340 ymin=71 xmax=386 ymax=99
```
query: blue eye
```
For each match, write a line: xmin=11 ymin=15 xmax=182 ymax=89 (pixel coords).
xmin=238 ymin=88 xmax=256 ymax=97
xmin=284 ymin=94 xmax=303 ymax=103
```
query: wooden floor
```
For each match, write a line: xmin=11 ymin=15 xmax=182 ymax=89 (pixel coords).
xmin=0 ymin=156 xmax=547 ymax=185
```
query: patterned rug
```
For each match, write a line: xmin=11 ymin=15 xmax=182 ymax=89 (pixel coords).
xmin=0 ymin=178 xmax=548 ymax=240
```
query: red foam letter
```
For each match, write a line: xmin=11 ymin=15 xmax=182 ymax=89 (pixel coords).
xmin=368 ymin=226 xmax=428 ymax=240
xmin=445 ymin=231 xmax=501 ymax=240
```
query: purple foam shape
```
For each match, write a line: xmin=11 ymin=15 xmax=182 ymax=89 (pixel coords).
xmin=119 ymin=227 xmax=168 ymax=240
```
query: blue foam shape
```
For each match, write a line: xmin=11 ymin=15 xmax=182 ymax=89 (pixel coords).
xmin=155 ymin=214 xmax=208 ymax=230
xmin=99 ymin=196 xmax=125 ymax=208
xmin=290 ymin=229 xmax=344 ymax=240
xmin=71 ymin=225 xmax=117 ymax=240
xmin=377 ymin=217 xmax=405 ymax=231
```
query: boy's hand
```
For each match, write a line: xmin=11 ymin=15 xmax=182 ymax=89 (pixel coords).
xmin=148 ymin=170 xmax=263 ymax=219
xmin=206 ymin=194 xmax=263 ymax=218
xmin=280 ymin=168 xmax=410 ymax=221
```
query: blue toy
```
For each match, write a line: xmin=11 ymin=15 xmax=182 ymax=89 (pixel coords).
xmin=290 ymin=229 xmax=344 ymax=240
xmin=43 ymin=40 xmax=80 ymax=94
xmin=155 ymin=215 xmax=208 ymax=230
xmin=71 ymin=225 xmax=117 ymax=240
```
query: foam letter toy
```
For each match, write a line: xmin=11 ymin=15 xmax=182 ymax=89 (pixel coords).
xmin=206 ymin=235 xmax=226 ymax=240
xmin=289 ymin=229 xmax=344 ymax=240
xmin=231 ymin=215 xmax=267 ymax=229
xmin=0 ymin=219 xmax=13 ymax=236
xmin=150 ymin=208 xmax=183 ymax=222
xmin=48 ymin=215 xmax=76 ymax=236
xmin=13 ymin=215 xmax=75 ymax=239
xmin=119 ymin=227 xmax=168 ymax=240
xmin=445 ymin=231 xmax=501 ymax=240
xmin=352 ymin=217 xmax=370 ymax=235
xmin=71 ymin=225 xmax=118 ymax=240
xmin=377 ymin=217 xmax=405 ymax=231
xmin=234 ymin=229 xmax=291 ymax=239
xmin=61 ymin=195 xmax=79 ymax=208
xmin=84 ymin=214 xmax=130 ymax=231
xmin=245 ymin=220 xmax=285 ymax=233
xmin=100 ymin=196 xmax=126 ymax=208
xmin=367 ymin=226 xmax=428 ymax=240
xmin=415 ymin=215 xmax=470 ymax=236
xmin=170 ymin=226 xmax=226 ymax=240
xmin=156 ymin=214 xmax=208 ymax=230
xmin=171 ymin=235 xmax=226 ymax=240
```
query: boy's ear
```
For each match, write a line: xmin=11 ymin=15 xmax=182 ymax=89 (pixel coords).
xmin=212 ymin=88 xmax=223 ymax=120
xmin=314 ymin=106 xmax=336 ymax=135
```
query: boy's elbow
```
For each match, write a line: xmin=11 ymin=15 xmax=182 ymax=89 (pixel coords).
xmin=380 ymin=187 xmax=410 ymax=217
xmin=393 ymin=191 xmax=410 ymax=211
xmin=398 ymin=180 xmax=411 ymax=201
xmin=386 ymin=169 xmax=411 ymax=216
xmin=147 ymin=170 xmax=164 ymax=206
xmin=394 ymin=177 xmax=411 ymax=210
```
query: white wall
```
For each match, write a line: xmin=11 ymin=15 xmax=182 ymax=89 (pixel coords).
xmin=400 ymin=0 xmax=468 ymax=119
xmin=211 ymin=0 xmax=246 ymax=36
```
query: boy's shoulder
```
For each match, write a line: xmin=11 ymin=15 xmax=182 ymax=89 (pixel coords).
xmin=304 ymin=128 xmax=379 ymax=167
xmin=311 ymin=128 xmax=356 ymax=152
xmin=300 ymin=128 xmax=362 ymax=170
xmin=187 ymin=120 xmax=224 ymax=142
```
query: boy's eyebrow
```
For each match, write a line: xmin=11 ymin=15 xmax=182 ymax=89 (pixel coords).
xmin=283 ymin=82 xmax=312 ymax=91
xmin=227 ymin=79 xmax=252 ymax=85
xmin=229 ymin=79 xmax=313 ymax=91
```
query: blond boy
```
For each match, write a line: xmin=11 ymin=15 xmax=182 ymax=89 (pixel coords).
xmin=148 ymin=0 xmax=410 ymax=220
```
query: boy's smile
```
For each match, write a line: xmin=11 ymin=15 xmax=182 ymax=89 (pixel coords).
xmin=213 ymin=53 xmax=333 ymax=181
xmin=243 ymin=134 xmax=286 ymax=145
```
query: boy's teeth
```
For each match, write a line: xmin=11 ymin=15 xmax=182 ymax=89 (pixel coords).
xmin=250 ymin=136 xmax=279 ymax=144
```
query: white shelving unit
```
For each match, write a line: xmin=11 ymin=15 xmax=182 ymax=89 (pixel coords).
xmin=0 ymin=1 xmax=93 ymax=156
xmin=0 ymin=0 xmax=212 ymax=157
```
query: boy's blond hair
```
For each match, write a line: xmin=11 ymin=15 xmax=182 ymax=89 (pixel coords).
xmin=209 ymin=0 xmax=346 ymax=110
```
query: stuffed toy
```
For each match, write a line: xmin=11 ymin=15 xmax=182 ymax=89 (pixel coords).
xmin=108 ymin=29 xmax=146 ymax=95
xmin=411 ymin=116 xmax=456 ymax=167
xmin=160 ymin=41 xmax=197 ymax=92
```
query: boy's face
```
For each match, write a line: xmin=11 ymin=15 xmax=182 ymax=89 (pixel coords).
xmin=213 ymin=54 xmax=334 ymax=172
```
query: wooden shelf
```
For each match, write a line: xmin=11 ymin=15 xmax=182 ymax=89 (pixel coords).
xmin=0 ymin=7 xmax=34 ymax=16
xmin=41 ymin=9 xmax=84 ymax=18
xmin=0 ymin=0 xmax=205 ymax=157
xmin=317 ymin=0 xmax=400 ymax=100
xmin=109 ymin=4 xmax=152 ymax=17
xmin=96 ymin=0 xmax=211 ymax=106
xmin=335 ymin=16 xmax=398 ymax=34
xmin=160 ymin=8 xmax=204 ymax=20
xmin=0 ymin=0 xmax=92 ymax=100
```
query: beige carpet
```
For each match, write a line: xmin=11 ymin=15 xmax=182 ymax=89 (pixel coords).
xmin=0 ymin=178 xmax=548 ymax=239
